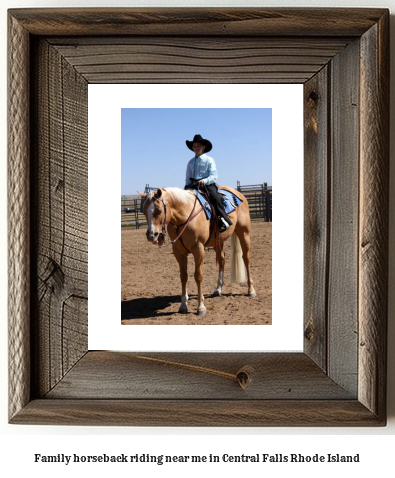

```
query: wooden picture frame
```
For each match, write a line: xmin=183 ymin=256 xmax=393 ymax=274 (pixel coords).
xmin=8 ymin=8 xmax=389 ymax=426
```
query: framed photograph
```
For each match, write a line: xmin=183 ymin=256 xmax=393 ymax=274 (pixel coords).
xmin=118 ymin=101 xmax=275 ymax=327
xmin=8 ymin=8 xmax=389 ymax=426
xmin=89 ymin=83 xmax=302 ymax=351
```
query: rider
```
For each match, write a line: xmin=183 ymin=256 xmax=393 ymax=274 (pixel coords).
xmin=184 ymin=134 xmax=233 ymax=232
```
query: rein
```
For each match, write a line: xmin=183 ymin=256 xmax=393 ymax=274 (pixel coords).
xmin=170 ymin=194 xmax=202 ymax=245
xmin=156 ymin=187 xmax=219 ymax=262
xmin=156 ymin=193 xmax=206 ymax=248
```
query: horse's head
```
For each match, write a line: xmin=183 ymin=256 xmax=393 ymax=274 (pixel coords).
xmin=138 ymin=188 xmax=168 ymax=245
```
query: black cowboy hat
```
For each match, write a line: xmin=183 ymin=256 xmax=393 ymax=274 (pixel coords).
xmin=186 ymin=134 xmax=212 ymax=153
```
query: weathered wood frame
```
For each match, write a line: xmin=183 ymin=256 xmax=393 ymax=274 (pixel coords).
xmin=8 ymin=8 xmax=389 ymax=426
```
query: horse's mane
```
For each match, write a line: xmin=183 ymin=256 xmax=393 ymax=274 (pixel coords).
xmin=162 ymin=187 xmax=194 ymax=205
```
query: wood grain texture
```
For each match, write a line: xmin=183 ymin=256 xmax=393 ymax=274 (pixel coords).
xmin=8 ymin=8 xmax=387 ymax=37
xmin=7 ymin=8 xmax=389 ymax=426
xmin=45 ymin=352 xmax=354 ymax=400
xmin=31 ymin=39 xmax=88 ymax=397
xmin=8 ymin=13 xmax=31 ymax=421
xmin=358 ymin=12 xmax=389 ymax=421
xmin=304 ymin=67 xmax=329 ymax=370
xmin=48 ymin=37 xmax=350 ymax=84
xmin=11 ymin=399 xmax=384 ymax=427
xmin=327 ymin=39 xmax=360 ymax=396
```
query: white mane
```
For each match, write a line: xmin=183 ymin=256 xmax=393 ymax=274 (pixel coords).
xmin=162 ymin=187 xmax=194 ymax=204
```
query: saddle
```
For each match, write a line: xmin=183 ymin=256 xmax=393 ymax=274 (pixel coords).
xmin=192 ymin=188 xmax=243 ymax=221
xmin=186 ymin=179 xmax=242 ymax=235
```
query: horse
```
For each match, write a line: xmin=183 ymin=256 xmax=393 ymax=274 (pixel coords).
xmin=137 ymin=186 xmax=256 ymax=316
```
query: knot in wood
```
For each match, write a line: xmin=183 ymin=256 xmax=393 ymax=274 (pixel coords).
xmin=304 ymin=321 xmax=314 ymax=341
xmin=236 ymin=365 xmax=254 ymax=390
xmin=308 ymin=91 xmax=319 ymax=103
xmin=43 ymin=258 xmax=65 ymax=291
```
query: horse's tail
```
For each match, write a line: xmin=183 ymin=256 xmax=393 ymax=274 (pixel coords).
xmin=230 ymin=231 xmax=246 ymax=283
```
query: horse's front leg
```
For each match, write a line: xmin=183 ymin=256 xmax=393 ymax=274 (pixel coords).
xmin=213 ymin=243 xmax=225 ymax=296
xmin=192 ymin=243 xmax=206 ymax=316
xmin=236 ymin=228 xmax=256 ymax=297
xmin=173 ymin=246 xmax=189 ymax=313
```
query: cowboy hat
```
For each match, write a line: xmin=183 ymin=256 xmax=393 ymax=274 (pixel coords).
xmin=186 ymin=134 xmax=212 ymax=153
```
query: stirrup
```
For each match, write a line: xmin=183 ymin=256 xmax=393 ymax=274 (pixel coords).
xmin=219 ymin=217 xmax=229 ymax=232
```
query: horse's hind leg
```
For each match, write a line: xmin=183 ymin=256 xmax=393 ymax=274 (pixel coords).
xmin=191 ymin=242 xmax=206 ymax=316
xmin=173 ymin=246 xmax=189 ymax=313
xmin=235 ymin=227 xmax=256 ymax=297
xmin=213 ymin=243 xmax=225 ymax=296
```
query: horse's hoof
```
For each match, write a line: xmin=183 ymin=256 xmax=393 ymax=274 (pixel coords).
xmin=197 ymin=307 xmax=207 ymax=316
xmin=179 ymin=304 xmax=188 ymax=314
xmin=213 ymin=289 xmax=221 ymax=297
xmin=248 ymin=290 xmax=257 ymax=297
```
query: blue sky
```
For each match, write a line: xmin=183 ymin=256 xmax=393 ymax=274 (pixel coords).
xmin=121 ymin=108 xmax=272 ymax=195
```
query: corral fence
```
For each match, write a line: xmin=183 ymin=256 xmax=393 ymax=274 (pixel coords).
xmin=236 ymin=181 xmax=272 ymax=222
xmin=122 ymin=182 xmax=272 ymax=229
xmin=121 ymin=184 xmax=155 ymax=229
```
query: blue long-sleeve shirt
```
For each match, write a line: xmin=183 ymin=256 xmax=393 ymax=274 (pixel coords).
xmin=185 ymin=154 xmax=218 ymax=186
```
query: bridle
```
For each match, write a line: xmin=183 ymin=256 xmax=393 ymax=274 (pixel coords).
xmin=145 ymin=196 xmax=169 ymax=243
xmin=157 ymin=197 xmax=169 ymax=242
xmin=147 ymin=185 xmax=221 ymax=263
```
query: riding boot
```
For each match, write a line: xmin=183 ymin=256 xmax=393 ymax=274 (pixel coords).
xmin=205 ymin=183 xmax=233 ymax=227
xmin=218 ymin=217 xmax=230 ymax=232
xmin=221 ymin=214 xmax=233 ymax=226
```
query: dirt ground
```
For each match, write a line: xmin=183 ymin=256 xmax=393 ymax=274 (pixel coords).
xmin=121 ymin=221 xmax=271 ymax=325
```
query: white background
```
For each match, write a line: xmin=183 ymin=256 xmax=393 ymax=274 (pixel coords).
xmin=1 ymin=0 xmax=395 ymax=476
xmin=89 ymin=83 xmax=303 ymax=352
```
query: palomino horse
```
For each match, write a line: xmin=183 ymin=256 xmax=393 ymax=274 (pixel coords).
xmin=138 ymin=186 xmax=256 ymax=315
